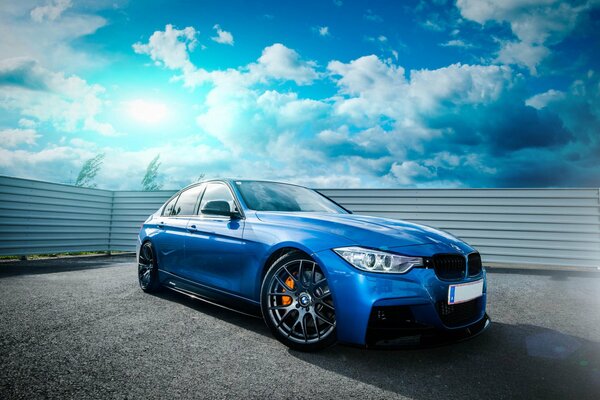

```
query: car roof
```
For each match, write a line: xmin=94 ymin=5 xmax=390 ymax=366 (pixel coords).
xmin=180 ymin=178 xmax=308 ymax=191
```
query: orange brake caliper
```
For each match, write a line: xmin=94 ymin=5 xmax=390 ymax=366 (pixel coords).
xmin=281 ymin=276 xmax=295 ymax=306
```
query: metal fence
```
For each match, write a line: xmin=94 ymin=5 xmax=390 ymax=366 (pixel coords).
xmin=109 ymin=190 xmax=176 ymax=251
xmin=1 ymin=175 xmax=598 ymax=270
xmin=0 ymin=176 xmax=114 ymax=255
xmin=320 ymin=188 xmax=600 ymax=270
xmin=0 ymin=176 xmax=174 ymax=256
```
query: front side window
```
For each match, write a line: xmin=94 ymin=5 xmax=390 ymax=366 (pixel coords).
xmin=199 ymin=183 xmax=237 ymax=214
xmin=172 ymin=185 xmax=204 ymax=216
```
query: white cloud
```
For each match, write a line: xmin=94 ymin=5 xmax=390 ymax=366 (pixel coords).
xmin=0 ymin=58 xmax=116 ymax=136
xmin=196 ymin=82 xmax=330 ymax=154
xmin=0 ymin=137 xmax=236 ymax=189
xmin=0 ymin=128 xmax=40 ymax=148
xmin=18 ymin=118 xmax=36 ymax=128
xmin=133 ymin=26 xmax=318 ymax=87
xmin=318 ymin=26 xmax=330 ymax=37
xmin=133 ymin=24 xmax=197 ymax=72
xmin=456 ymin=0 xmax=583 ymax=43
xmin=389 ymin=161 xmax=434 ymax=185
xmin=97 ymin=143 xmax=232 ymax=190
xmin=252 ymin=43 xmax=319 ymax=85
xmin=83 ymin=119 xmax=116 ymax=137
xmin=257 ymin=91 xmax=328 ymax=126
xmin=365 ymin=35 xmax=387 ymax=43
xmin=0 ymin=2 xmax=107 ymax=72
xmin=144 ymin=43 xmax=325 ymax=160
xmin=6 ymin=5 xmax=588 ymax=189
xmin=440 ymin=39 xmax=472 ymax=48
xmin=211 ymin=24 xmax=234 ymax=45
xmin=0 ymin=144 xmax=91 ymax=184
xmin=328 ymin=55 xmax=407 ymax=124
xmin=329 ymin=56 xmax=406 ymax=97
xmin=30 ymin=0 xmax=72 ymax=22
xmin=409 ymin=63 xmax=513 ymax=110
xmin=364 ymin=9 xmax=383 ymax=22
xmin=422 ymin=19 xmax=444 ymax=32
xmin=150 ymin=55 xmax=319 ymax=176
xmin=526 ymin=89 xmax=566 ymax=109
xmin=496 ymin=41 xmax=549 ymax=75
xmin=427 ymin=151 xmax=496 ymax=175
xmin=328 ymin=55 xmax=514 ymax=137
xmin=456 ymin=0 xmax=596 ymax=72
xmin=132 ymin=31 xmax=561 ymax=189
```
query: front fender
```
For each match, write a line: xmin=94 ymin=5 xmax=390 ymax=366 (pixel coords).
xmin=244 ymin=215 xmax=355 ymax=300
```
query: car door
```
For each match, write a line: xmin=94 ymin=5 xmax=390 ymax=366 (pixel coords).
xmin=183 ymin=182 xmax=247 ymax=295
xmin=153 ymin=185 xmax=204 ymax=274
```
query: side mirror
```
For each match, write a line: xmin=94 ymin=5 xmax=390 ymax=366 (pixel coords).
xmin=201 ymin=200 xmax=239 ymax=218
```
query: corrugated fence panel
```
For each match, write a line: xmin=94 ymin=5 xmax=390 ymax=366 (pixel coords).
xmin=109 ymin=190 xmax=176 ymax=251
xmin=0 ymin=176 xmax=113 ymax=255
xmin=1 ymin=176 xmax=599 ymax=269
xmin=319 ymin=188 xmax=600 ymax=269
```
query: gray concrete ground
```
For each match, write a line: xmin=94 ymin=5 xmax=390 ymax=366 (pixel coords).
xmin=0 ymin=255 xmax=599 ymax=399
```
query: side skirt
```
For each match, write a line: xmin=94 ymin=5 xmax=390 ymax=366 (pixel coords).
xmin=158 ymin=270 xmax=262 ymax=318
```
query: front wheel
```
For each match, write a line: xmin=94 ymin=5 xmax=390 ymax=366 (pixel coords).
xmin=138 ymin=241 xmax=161 ymax=293
xmin=261 ymin=252 xmax=337 ymax=351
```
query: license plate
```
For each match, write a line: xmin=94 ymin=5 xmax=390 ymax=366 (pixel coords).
xmin=448 ymin=279 xmax=483 ymax=305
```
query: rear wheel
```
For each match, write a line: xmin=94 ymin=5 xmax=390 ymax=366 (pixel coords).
xmin=261 ymin=251 xmax=336 ymax=351
xmin=138 ymin=242 xmax=161 ymax=293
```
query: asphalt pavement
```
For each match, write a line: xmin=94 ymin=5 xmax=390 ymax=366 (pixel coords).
xmin=0 ymin=255 xmax=599 ymax=399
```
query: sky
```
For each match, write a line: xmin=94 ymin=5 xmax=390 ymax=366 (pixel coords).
xmin=0 ymin=0 xmax=599 ymax=189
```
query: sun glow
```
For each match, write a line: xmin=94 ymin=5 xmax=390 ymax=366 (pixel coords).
xmin=126 ymin=99 xmax=168 ymax=124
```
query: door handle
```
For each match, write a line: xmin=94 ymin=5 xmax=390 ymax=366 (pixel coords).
xmin=157 ymin=221 xmax=165 ymax=229
xmin=187 ymin=224 xmax=197 ymax=232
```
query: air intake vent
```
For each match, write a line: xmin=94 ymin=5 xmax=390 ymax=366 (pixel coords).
xmin=437 ymin=298 xmax=481 ymax=327
xmin=433 ymin=254 xmax=466 ymax=280
xmin=468 ymin=253 xmax=482 ymax=276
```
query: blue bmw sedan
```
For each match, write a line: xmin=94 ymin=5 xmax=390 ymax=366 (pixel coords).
xmin=137 ymin=179 xmax=489 ymax=351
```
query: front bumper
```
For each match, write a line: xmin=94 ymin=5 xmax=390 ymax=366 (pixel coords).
xmin=312 ymin=246 xmax=488 ymax=346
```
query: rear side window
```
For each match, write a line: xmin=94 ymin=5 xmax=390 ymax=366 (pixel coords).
xmin=172 ymin=185 xmax=204 ymax=216
xmin=162 ymin=195 xmax=179 ymax=216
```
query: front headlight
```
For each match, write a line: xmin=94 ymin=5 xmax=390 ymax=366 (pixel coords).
xmin=333 ymin=246 xmax=423 ymax=274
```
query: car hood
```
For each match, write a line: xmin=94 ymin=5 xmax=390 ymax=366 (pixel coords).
xmin=254 ymin=212 xmax=473 ymax=253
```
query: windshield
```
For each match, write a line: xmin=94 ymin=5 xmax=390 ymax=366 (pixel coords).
xmin=235 ymin=181 xmax=348 ymax=213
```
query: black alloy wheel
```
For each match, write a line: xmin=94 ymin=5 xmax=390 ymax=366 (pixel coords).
xmin=138 ymin=241 xmax=161 ymax=293
xmin=261 ymin=251 xmax=336 ymax=351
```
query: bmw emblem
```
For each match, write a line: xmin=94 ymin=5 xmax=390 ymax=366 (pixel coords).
xmin=299 ymin=293 xmax=311 ymax=307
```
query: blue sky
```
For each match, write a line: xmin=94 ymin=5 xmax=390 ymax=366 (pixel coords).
xmin=0 ymin=0 xmax=599 ymax=189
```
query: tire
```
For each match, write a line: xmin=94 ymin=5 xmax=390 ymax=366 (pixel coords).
xmin=138 ymin=241 xmax=161 ymax=293
xmin=261 ymin=251 xmax=337 ymax=352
